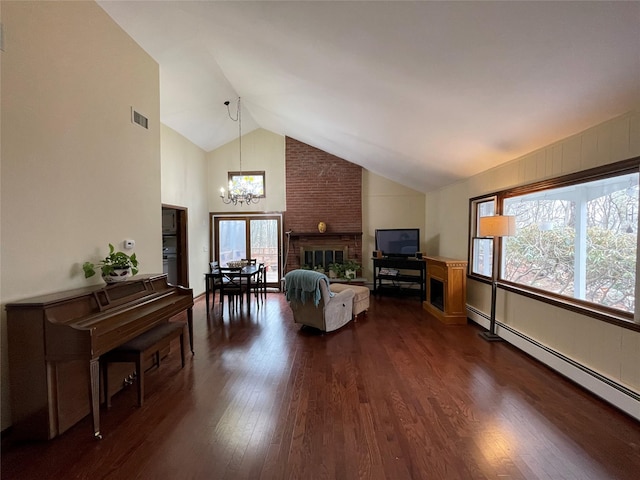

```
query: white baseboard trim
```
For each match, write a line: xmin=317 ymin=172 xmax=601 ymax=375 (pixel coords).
xmin=467 ymin=305 xmax=640 ymax=421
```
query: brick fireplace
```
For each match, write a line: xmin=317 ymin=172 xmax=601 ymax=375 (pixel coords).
xmin=284 ymin=137 xmax=362 ymax=272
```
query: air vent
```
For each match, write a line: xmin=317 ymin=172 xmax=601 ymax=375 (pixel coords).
xmin=131 ymin=107 xmax=149 ymax=129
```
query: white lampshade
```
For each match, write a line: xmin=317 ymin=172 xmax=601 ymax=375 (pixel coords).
xmin=479 ymin=215 xmax=516 ymax=237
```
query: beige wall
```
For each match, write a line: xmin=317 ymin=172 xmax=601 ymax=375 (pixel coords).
xmin=362 ymin=173 xmax=426 ymax=280
xmin=0 ymin=1 xmax=160 ymax=430
xmin=425 ymin=180 xmax=470 ymax=258
xmin=161 ymin=124 xmax=210 ymax=296
xmin=425 ymin=112 xmax=640 ymax=404
xmin=208 ymin=128 xmax=286 ymax=212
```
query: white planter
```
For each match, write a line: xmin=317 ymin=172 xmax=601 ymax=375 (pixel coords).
xmin=102 ymin=267 xmax=132 ymax=284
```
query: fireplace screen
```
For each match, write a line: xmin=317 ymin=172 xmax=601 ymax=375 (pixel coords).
xmin=430 ymin=278 xmax=444 ymax=312
xmin=301 ymin=246 xmax=348 ymax=271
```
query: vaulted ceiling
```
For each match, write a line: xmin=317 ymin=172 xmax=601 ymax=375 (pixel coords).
xmin=97 ymin=1 xmax=640 ymax=193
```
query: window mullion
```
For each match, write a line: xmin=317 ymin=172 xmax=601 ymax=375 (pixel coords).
xmin=574 ymin=188 xmax=588 ymax=300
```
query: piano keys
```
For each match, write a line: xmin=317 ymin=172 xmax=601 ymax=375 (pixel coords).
xmin=5 ymin=273 xmax=193 ymax=440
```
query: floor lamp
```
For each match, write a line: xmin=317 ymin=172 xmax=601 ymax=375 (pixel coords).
xmin=478 ymin=215 xmax=516 ymax=342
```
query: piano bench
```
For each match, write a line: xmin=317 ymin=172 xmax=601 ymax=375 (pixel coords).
xmin=101 ymin=322 xmax=186 ymax=408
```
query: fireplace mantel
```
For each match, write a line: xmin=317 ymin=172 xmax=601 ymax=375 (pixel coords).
xmin=290 ymin=231 xmax=362 ymax=239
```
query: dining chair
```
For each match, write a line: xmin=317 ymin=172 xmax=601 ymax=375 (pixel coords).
xmin=209 ymin=261 xmax=225 ymax=307
xmin=210 ymin=261 xmax=244 ymax=313
xmin=221 ymin=267 xmax=247 ymax=311
xmin=252 ymin=263 xmax=267 ymax=304
xmin=239 ymin=258 xmax=257 ymax=293
xmin=241 ymin=259 xmax=266 ymax=305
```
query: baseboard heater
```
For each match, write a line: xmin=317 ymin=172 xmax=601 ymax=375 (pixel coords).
xmin=466 ymin=305 xmax=640 ymax=421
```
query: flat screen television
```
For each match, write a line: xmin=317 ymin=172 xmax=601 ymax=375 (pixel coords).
xmin=375 ymin=228 xmax=420 ymax=258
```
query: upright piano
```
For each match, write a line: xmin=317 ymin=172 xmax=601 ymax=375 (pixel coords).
xmin=6 ymin=273 xmax=193 ymax=440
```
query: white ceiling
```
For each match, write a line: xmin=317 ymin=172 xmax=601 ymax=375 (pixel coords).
xmin=97 ymin=1 xmax=640 ymax=193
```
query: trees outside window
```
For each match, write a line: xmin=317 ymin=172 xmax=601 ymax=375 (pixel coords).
xmin=503 ymin=172 xmax=638 ymax=313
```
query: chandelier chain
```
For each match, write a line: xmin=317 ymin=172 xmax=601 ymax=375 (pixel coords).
xmin=238 ymin=97 xmax=242 ymax=174
xmin=220 ymin=96 xmax=259 ymax=206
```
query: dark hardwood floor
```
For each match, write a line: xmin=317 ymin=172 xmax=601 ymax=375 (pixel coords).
xmin=2 ymin=292 xmax=639 ymax=479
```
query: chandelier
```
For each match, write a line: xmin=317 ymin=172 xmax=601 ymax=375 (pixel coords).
xmin=220 ymin=97 xmax=260 ymax=206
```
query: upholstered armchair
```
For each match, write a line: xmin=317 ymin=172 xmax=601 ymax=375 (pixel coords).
xmin=284 ymin=269 xmax=355 ymax=332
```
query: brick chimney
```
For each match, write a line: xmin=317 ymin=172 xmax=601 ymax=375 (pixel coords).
xmin=284 ymin=137 xmax=362 ymax=272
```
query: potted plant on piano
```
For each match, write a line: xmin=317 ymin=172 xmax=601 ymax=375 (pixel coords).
xmin=83 ymin=243 xmax=139 ymax=284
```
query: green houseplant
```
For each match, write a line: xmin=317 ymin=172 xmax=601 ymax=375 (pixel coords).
xmin=328 ymin=260 xmax=360 ymax=280
xmin=328 ymin=262 xmax=345 ymax=279
xmin=83 ymin=243 xmax=139 ymax=283
xmin=343 ymin=260 xmax=361 ymax=280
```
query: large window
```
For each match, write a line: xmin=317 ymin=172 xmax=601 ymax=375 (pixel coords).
xmin=469 ymin=158 xmax=640 ymax=326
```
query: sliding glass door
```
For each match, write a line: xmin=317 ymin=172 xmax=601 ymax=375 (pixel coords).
xmin=249 ymin=218 xmax=280 ymax=284
xmin=213 ymin=214 xmax=282 ymax=287
xmin=217 ymin=219 xmax=247 ymax=265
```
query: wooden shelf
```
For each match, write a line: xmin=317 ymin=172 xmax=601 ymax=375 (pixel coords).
xmin=290 ymin=231 xmax=362 ymax=238
xmin=372 ymin=257 xmax=426 ymax=301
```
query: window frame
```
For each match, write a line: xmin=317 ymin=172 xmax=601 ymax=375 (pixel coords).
xmin=468 ymin=195 xmax=498 ymax=280
xmin=210 ymin=213 xmax=283 ymax=288
xmin=467 ymin=156 xmax=640 ymax=331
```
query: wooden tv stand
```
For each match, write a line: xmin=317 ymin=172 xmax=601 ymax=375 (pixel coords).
xmin=372 ymin=257 xmax=426 ymax=301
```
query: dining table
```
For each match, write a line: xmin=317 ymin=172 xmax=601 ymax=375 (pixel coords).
xmin=205 ymin=264 xmax=260 ymax=313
